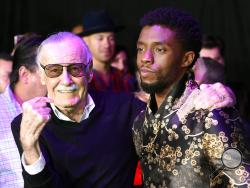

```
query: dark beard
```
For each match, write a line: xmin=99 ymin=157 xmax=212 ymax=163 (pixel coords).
xmin=140 ymin=79 xmax=170 ymax=94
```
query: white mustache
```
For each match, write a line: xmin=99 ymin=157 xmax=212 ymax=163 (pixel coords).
xmin=57 ymin=84 xmax=78 ymax=93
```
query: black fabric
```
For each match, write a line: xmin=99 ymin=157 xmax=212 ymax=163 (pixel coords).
xmin=78 ymin=10 xmax=124 ymax=37
xmin=11 ymin=90 xmax=146 ymax=188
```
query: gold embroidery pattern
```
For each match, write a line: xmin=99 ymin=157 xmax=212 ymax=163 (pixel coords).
xmin=132 ymin=79 xmax=250 ymax=187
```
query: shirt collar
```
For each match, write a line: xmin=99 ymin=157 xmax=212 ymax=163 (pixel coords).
xmin=50 ymin=93 xmax=95 ymax=122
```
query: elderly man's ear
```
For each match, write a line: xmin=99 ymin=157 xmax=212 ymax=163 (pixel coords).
xmin=87 ymin=60 xmax=93 ymax=83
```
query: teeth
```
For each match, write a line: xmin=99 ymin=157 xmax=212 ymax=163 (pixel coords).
xmin=57 ymin=84 xmax=78 ymax=93
xmin=58 ymin=90 xmax=74 ymax=93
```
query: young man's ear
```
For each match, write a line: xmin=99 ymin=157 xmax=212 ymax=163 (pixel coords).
xmin=86 ymin=60 xmax=93 ymax=83
xmin=181 ymin=51 xmax=195 ymax=68
xmin=18 ymin=66 xmax=30 ymax=84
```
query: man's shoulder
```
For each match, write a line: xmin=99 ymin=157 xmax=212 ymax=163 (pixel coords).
xmin=132 ymin=108 xmax=146 ymax=130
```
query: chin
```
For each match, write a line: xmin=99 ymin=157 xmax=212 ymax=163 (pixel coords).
xmin=56 ymin=98 xmax=80 ymax=108
xmin=141 ymin=80 xmax=168 ymax=94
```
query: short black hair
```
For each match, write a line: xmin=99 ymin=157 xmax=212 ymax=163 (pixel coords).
xmin=0 ymin=52 xmax=12 ymax=62
xmin=10 ymin=34 xmax=45 ymax=89
xmin=202 ymin=34 xmax=225 ymax=56
xmin=140 ymin=7 xmax=202 ymax=66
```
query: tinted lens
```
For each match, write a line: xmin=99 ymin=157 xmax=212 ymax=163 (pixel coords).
xmin=45 ymin=64 xmax=63 ymax=78
xmin=68 ymin=64 xmax=85 ymax=77
xmin=43 ymin=64 xmax=85 ymax=78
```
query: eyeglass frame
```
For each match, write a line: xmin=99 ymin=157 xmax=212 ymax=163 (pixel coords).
xmin=39 ymin=62 xmax=90 ymax=78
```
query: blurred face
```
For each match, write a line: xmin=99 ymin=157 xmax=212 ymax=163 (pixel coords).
xmin=200 ymin=47 xmax=224 ymax=65
xmin=40 ymin=38 xmax=92 ymax=111
xmin=136 ymin=25 xmax=189 ymax=94
xmin=84 ymin=32 xmax=115 ymax=64
xmin=111 ymin=51 xmax=128 ymax=71
xmin=0 ymin=59 xmax=12 ymax=93
xmin=28 ymin=69 xmax=47 ymax=97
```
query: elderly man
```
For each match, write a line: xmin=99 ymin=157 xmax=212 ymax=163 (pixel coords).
xmin=11 ymin=32 xmax=145 ymax=188
xmin=11 ymin=32 xmax=236 ymax=188
xmin=132 ymin=7 xmax=250 ymax=187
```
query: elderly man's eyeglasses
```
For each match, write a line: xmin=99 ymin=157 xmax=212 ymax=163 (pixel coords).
xmin=40 ymin=63 xmax=87 ymax=78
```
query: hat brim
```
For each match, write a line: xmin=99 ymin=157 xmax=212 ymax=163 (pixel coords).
xmin=78 ymin=25 xmax=124 ymax=37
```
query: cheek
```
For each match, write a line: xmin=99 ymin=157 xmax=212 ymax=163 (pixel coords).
xmin=74 ymin=77 xmax=88 ymax=90
xmin=136 ymin=54 xmax=142 ymax=67
xmin=45 ymin=79 xmax=58 ymax=96
xmin=110 ymin=42 xmax=116 ymax=49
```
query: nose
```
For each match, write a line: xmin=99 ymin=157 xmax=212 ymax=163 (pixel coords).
xmin=141 ymin=49 xmax=153 ymax=64
xmin=60 ymin=67 xmax=73 ymax=85
xmin=103 ymin=38 xmax=111 ymax=48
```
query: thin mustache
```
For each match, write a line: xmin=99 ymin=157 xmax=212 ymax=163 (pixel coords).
xmin=57 ymin=84 xmax=78 ymax=91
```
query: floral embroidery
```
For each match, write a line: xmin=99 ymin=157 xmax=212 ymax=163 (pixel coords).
xmin=133 ymin=77 xmax=250 ymax=187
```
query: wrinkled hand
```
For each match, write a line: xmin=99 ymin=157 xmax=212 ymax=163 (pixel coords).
xmin=193 ymin=82 xmax=236 ymax=110
xmin=20 ymin=97 xmax=53 ymax=165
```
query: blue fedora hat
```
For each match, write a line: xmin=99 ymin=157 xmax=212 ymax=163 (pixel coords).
xmin=79 ymin=10 xmax=124 ymax=37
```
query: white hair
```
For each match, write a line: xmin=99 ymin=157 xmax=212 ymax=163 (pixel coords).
xmin=36 ymin=32 xmax=92 ymax=66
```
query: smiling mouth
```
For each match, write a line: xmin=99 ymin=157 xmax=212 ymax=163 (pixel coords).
xmin=57 ymin=88 xmax=77 ymax=93
xmin=58 ymin=90 xmax=76 ymax=93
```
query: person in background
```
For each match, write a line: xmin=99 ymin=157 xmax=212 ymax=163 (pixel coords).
xmin=200 ymin=34 xmax=225 ymax=65
xmin=111 ymin=45 xmax=130 ymax=72
xmin=193 ymin=57 xmax=225 ymax=85
xmin=133 ymin=7 xmax=250 ymax=187
xmin=0 ymin=34 xmax=47 ymax=187
xmin=80 ymin=10 xmax=138 ymax=92
xmin=0 ymin=52 xmax=13 ymax=93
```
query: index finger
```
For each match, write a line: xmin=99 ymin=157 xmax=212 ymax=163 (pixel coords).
xmin=34 ymin=96 xmax=54 ymax=103
xmin=22 ymin=97 xmax=53 ymax=109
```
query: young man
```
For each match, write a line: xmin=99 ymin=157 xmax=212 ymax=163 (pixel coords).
xmin=80 ymin=10 xmax=138 ymax=92
xmin=133 ymin=8 xmax=250 ymax=187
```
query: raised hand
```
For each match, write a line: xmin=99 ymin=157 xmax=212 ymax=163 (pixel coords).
xmin=193 ymin=82 xmax=236 ymax=110
xmin=20 ymin=97 xmax=53 ymax=165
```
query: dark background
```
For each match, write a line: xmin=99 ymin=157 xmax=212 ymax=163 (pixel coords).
xmin=1 ymin=0 xmax=250 ymax=88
